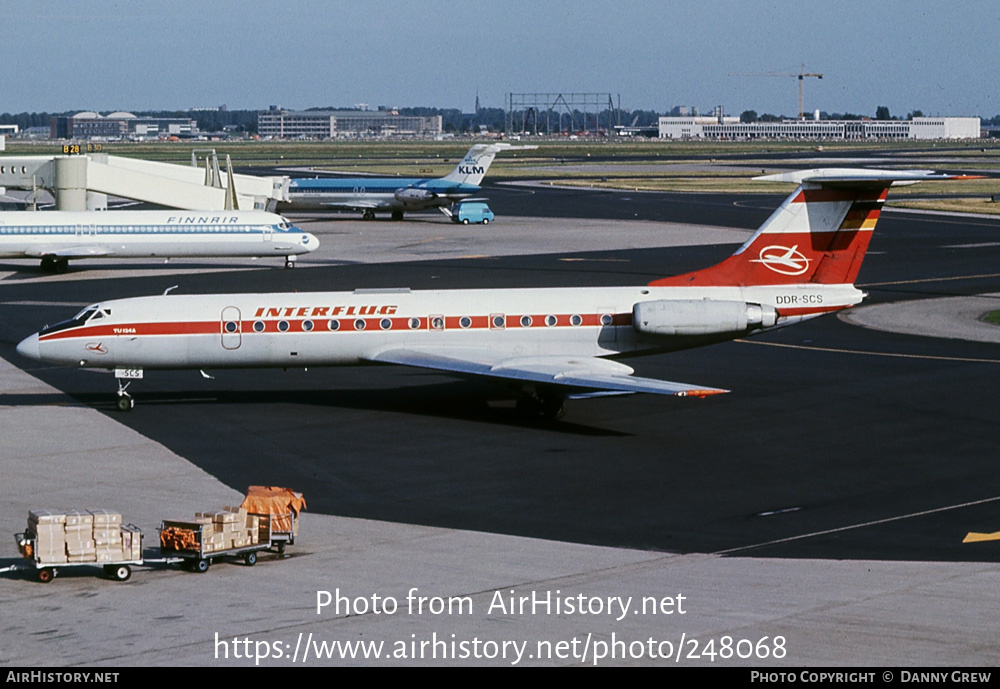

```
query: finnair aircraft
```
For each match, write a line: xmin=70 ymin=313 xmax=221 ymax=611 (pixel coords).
xmin=282 ymin=143 xmax=533 ymax=219
xmin=0 ymin=210 xmax=318 ymax=272
xmin=16 ymin=169 xmax=966 ymax=417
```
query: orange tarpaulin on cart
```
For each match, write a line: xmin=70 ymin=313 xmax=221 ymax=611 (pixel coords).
xmin=240 ymin=486 xmax=306 ymax=533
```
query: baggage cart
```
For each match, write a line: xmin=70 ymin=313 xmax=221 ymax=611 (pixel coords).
xmin=14 ymin=524 xmax=143 ymax=583
xmin=159 ymin=509 xmax=296 ymax=573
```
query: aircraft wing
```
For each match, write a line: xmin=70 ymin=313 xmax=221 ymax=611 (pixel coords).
xmin=23 ymin=245 xmax=114 ymax=258
xmin=315 ymin=200 xmax=388 ymax=210
xmin=366 ymin=348 xmax=728 ymax=398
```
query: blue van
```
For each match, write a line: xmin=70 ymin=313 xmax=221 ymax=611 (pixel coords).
xmin=453 ymin=201 xmax=494 ymax=225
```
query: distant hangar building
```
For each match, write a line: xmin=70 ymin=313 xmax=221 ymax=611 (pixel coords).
xmin=257 ymin=108 xmax=443 ymax=139
xmin=49 ymin=112 xmax=199 ymax=140
xmin=658 ymin=116 xmax=981 ymax=140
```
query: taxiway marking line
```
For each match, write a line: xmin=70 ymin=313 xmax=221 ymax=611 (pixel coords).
xmin=394 ymin=236 xmax=447 ymax=249
xmin=860 ymin=272 xmax=1000 ymax=287
xmin=717 ymin=495 xmax=1000 ymax=556
xmin=737 ymin=339 xmax=1000 ymax=365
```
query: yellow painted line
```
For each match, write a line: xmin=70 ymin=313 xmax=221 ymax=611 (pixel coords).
xmin=963 ymin=531 xmax=1000 ymax=543
xmin=736 ymin=338 xmax=1000 ymax=365
xmin=717 ymin=495 xmax=1000 ymax=556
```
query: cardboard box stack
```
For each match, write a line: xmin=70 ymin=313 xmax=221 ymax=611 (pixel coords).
xmin=161 ymin=506 xmax=258 ymax=554
xmin=27 ymin=511 xmax=67 ymax=564
xmin=24 ymin=510 xmax=141 ymax=564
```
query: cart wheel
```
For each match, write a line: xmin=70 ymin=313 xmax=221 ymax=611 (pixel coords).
xmin=38 ymin=567 xmax=55 ymax=583
xmin=244 ymin=552 xmax=257 ymax=566
xmin=194 ymin=558 xmax=210 ymax=573
xmin=275 ymin=542 xmax=286 ymax=554
xmin=106 ymin=564 xmax=132 ymax=581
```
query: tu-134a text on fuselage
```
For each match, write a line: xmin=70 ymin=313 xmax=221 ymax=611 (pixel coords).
xmin=16 ymin=169 xmax=972 ymax=417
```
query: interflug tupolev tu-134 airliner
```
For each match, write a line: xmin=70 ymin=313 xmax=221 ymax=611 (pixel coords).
xmin=16 ymin=169 xmax=971 ymax=418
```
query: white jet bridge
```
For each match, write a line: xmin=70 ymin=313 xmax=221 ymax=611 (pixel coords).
xmin=0 ymin=149 xmax=288 ymax=211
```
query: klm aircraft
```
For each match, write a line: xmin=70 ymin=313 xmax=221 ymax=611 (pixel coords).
xmin=282 ymin=143 xmax=534 ymax=220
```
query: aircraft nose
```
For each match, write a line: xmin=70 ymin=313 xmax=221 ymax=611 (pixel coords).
xmin=303 ymin=232 xmax=320 ymax=252
xmin=16 ymin=333 xmax=40 ymax=361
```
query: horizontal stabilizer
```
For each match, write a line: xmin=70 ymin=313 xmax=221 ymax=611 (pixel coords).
xmin=367 ymin=348 xmax=728 ymax=398
xmin=652 ymin=167 xmax=979 ymax=290
xmin=754 ymin=168 xmax=982 ymax=186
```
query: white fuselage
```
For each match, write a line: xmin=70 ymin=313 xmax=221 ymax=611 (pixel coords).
xmin=0 ymin=210 xmax=318 ymax=260
xmin=21 ymin=282 xmax=864 ymax=371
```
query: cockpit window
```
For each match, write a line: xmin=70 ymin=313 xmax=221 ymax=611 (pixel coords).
xmin=40 ymin=305 xmax=104 ymax=335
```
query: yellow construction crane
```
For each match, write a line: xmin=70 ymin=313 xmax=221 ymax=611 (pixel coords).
xmin=730 ymin=64 xmax=823 ymax=119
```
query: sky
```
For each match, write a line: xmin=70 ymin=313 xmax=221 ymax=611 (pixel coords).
xmin=3 ymin=0 xmax=998 ymax=118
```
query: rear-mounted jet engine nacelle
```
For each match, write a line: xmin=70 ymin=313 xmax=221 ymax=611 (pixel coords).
xmin=633 ymin=299 xmax=777 ymax=337
xmin=394 ymin=187 xmax=436 ymax=205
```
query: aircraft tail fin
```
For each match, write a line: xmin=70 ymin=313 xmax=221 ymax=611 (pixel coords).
xmin=650 ymin=168 xmax=975 ymax=288
xmin=441 ymin=143 xmax=537 ymax=185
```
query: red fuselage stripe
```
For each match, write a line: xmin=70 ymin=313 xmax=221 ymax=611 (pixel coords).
xmin=39 ymin=313 xmax=634 ymax=341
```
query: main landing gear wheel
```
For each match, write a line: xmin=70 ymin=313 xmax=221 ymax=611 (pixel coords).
xmin=362 ymin=210 xmax=376 ymax=221
xmin=542 ymin=397 xmax=566 ymax=421
xmin=515 ymin=394 xmax=566 ymax=421
xmin=105 ymin=564 xmax=132 ymax=581
xmin=40 ymin=257 xmax=69 ymax=273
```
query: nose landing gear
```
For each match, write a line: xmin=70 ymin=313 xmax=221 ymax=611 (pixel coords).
xmin=116 ymin=380 xmax=135 ymax=412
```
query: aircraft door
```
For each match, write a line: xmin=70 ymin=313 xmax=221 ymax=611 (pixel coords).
xmin=221 ymin=306 xmax=242 ymax=349
xmin=263 ymin=224 xmax=273 ymax=242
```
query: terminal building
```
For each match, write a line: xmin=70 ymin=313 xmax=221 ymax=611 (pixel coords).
xmin=50 ymin=112 xmax=199 ymax=140
xmin=258 ymin=108 xmax=443 ymax=139
xmin=658 ymin=115 xmax=981 ymax=140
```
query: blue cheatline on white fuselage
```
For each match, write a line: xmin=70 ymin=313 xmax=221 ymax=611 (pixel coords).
xmin=280 ymin=142 xmax=531 ymax=218
xmin=286 ymin=177 xmax=481 ymax=214
xmin=0 ymin=209 xmax=318 ymax=272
